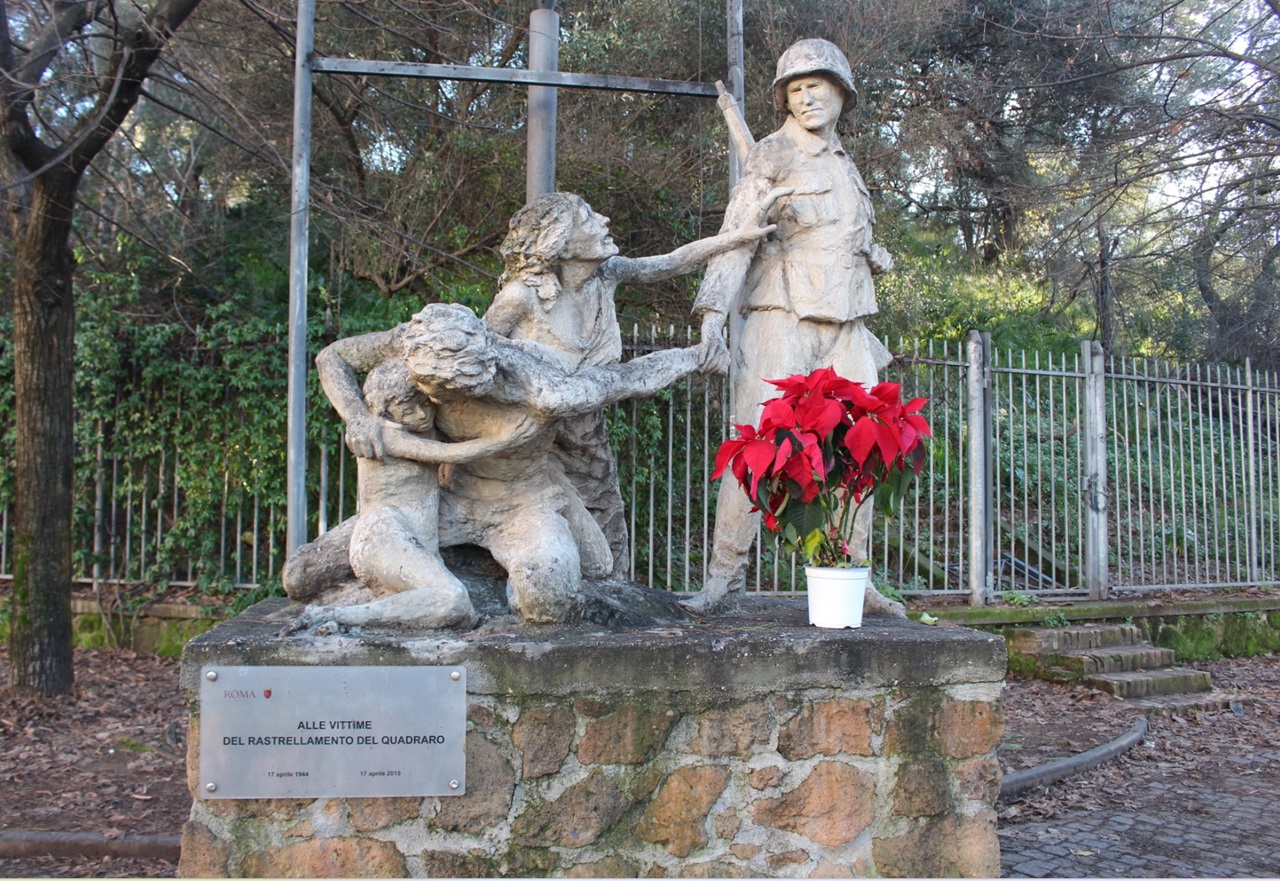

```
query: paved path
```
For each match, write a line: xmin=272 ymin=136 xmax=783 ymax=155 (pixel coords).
xmin=999 ymin=747 xmax=1280 ymax=877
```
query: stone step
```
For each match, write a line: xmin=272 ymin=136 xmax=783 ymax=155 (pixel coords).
xmin=1056 ymin=644 xmax=1177 ymax=674
xmin=1123 ymin=691 xmax=1254 ymax=714
xmin=1007 ymin=623 xmax=1142 ymax=655
xmin=1082 ymin=667 xmax=1214 ymax=699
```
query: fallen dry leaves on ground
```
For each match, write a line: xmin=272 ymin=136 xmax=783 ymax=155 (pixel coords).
xmin=999 ymin=653 xmax=1280 ymax=823
xmin=999 ymin=676 xmax=1145 ymax=774
xmin=0 ymin=647 xmax=189 ymax=878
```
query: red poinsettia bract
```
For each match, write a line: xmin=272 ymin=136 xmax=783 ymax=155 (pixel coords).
xmin=712 ymin=368 xmax=931 ymax=567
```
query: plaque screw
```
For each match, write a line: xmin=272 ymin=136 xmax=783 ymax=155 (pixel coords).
xmin=449 ymin=780 xmax=460 ymax=790
xmin=450 ymin=671 xmax=461 ymax=681
xmin=205 ymin=671 xmax=218 ymax=681
xmin=205 ymin=783 xmax=217 ymax=793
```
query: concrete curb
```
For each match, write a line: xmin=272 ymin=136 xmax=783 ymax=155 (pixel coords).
xmin=0 ymin=830 xmax=182 ymax=861
xmin=1000 ymin=715 xmax=1148 ymax=800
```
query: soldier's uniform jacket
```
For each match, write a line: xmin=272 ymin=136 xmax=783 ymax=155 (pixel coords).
xmin=694 ymin=115 xmax=878 ymax=324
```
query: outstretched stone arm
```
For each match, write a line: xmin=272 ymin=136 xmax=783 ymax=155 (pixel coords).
xmin=613 ymin=187 xmax=791 ymax=286
xmin=689 ymin=158 xmax=789 ymax=374
xmin=380 ymin=414 xmax=538 ymax=464
xmin=496 ymin=342 xmax=702 ymax=418
xmin=692 ymin=169 xmax=777 ymax=326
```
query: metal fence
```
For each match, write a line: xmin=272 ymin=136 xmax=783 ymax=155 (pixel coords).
xmin=3 ymin=329 xmax=1278 ymax=602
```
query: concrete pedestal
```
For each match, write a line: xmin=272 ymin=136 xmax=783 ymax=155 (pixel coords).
xmin=178 ymin=597 xmax=1006 ymax=878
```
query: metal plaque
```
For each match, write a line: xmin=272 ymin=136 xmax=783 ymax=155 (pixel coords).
xmin=199 ymin=665 xmax=466 ymax=799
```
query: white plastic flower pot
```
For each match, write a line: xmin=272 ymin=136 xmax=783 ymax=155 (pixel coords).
xmin=804 ymin=565 xmax=869 ymax=629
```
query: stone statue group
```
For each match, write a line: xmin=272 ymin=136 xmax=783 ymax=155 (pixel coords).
xmin=284 ymin=39 xmax=906 ymax=629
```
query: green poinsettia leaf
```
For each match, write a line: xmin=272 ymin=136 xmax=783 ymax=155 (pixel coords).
xmin=801 ymin=527 xmax=826 ymax=561
xmin=784 ymin=498 xmax=827 ymax=542
xmin=873 ymin=466 xmax=918 ymax=521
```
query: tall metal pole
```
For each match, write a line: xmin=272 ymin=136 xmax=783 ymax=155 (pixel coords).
xmin=725 ymin=0 xmax=744 ymax=188
xmin=725 ymin=0 xmax=745 ymax=421
xmin=286 ymin=0 xmax=316 ymax=555
xmin=526 ymin=0 xmax=560 ymax=201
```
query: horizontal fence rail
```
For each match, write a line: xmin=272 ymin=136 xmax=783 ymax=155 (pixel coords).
xmin=2 ymin=329 xmax=1277 ymax=603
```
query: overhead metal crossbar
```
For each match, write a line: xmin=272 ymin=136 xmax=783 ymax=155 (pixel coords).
xmin=286 ymin=0 xmax=746 ymax=553
xmin=310 ymin=58 xmax=721 ymax=97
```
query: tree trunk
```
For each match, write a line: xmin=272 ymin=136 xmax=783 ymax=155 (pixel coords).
xmin=2 ymin=0 xmax=207 ymax=696
xmin=8 ymin=170 xmax=78 ymax=695
xmin=1095 ymin=222 xmax=1116 ymax=355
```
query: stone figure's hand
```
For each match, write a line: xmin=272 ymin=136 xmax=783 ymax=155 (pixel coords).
xmin=697 ymin=313 xmax=730 ymax=375
xmin=868 ymin=243 xmax=894 ymax=275
xmin=345 ymin=416 xmax=388 ymax=460
xmin=724 ymin=187 xmax=794 ymax=245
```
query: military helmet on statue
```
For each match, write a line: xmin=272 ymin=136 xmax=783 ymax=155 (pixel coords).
xmin=771 ymin=38 xmax=857 ymax=112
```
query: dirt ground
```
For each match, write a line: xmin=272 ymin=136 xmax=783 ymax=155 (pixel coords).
xmin=0 ymin=645 xmax=1276 ymax=878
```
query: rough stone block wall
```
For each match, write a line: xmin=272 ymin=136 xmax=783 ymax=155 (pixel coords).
xmin=178 ymin=598 xmax=1004 ymax=878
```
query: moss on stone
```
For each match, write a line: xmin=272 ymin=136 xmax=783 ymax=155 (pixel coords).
xmin=1131 ymin=610 xmax=1280 ymax=661
xmin=885 ymin=689 xmax=942 ymax=757
xmin=1221 ymin=611 xmax=1280 ymax=658
xmin=146 ymin=618 xmax=217 ymax=657
xmin=72 ymin=612 xmax=116 ymax=649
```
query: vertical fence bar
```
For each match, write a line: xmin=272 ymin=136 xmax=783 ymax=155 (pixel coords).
xmin=1174 ymin=366 xmax=1189 ymax=583
xmin=1138 ymin=360 xmax=1152 ymax=582
xmin=1197 ymin=362 xmax=1214 ymax=584
xmin=647 ymin=328 xmax=656 ymax=588
xmin=1268 ymin=371 xmax=1278 ymax=581
xmin=92 ymin=425 xmax=105 ymax=596
xmin=1048 ymin=353 xmax=1060 ymax=586
xmin=1246 ymin=360 xmax=1259 ymax=582
xmin=1118 ymin=358 xmax=1135 ymax=586
xmin=235 ymin=488 xmax=244 ymax=586
xmin=269 ymin=506 xmax=277 ymax=580
xmin=670 ymin=326 xmax=680 ymax=589
xmin=1158 ymin=359 xmax=1171 ymax=582
xmin=109 ymin=458 xmax=119 ymax=582
xmin=337 ymin=427 xmax=347 ymax=524
xmin=683 ymin=329 xmax=693 ymax=591
xmin=156 ymin=448 xmax=166 ymax=576
xmin=252 ymin=489 xmax=261 ymax=586
xmin=318 ymin=444 xmax=329 ymax=536
xmin=702 ymin=370 xmax=712 ymax=587
xmin=220 ymin=467 xmax=229 ymax=579
xmin=1223 ymin=364 xmax=1241 ymax=579
xmin=925 ymin=340 xmax=937 ymax=588
xmin=124 ymin=477 xmax=134 ymax=581
xmin=176 ymin=443 xmax=189 ymax=585
xmin=628 ymin=326 xmax=638 ymax=581
xmin=1108 ymin=355 xmax=1121 ymax=585
xmin=992 ymin=346 xmax=1002 ymax=592
xmin=954 ymin=340 xmax=962 ymax=587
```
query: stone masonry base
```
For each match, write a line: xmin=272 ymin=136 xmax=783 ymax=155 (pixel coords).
xmin=178 ymin=597 xmax=1006 ymax=878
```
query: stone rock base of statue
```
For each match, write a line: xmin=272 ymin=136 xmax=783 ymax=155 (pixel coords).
xmin=177 ymin=597 xmax=1005 ymax=878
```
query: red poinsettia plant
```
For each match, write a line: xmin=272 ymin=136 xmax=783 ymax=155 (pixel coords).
xmin=713 ymin=368 xmax=932 ymax=568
